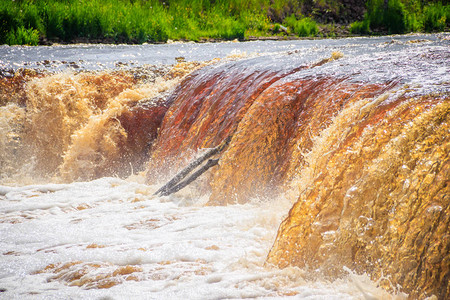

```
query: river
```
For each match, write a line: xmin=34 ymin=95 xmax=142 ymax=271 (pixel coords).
xmin=0 ymin=33 xmax=449 ymax=299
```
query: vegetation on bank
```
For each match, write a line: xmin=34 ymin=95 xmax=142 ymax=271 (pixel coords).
xmin=350 ymin=0 xmax=450 ymax=34
xmin=0 ymin=0 xmax=449 ymax=46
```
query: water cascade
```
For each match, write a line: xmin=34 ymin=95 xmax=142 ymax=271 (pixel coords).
xmin=0 ymin=62 xmax=203 ymax=182
xmin=144 ymin=43 xmax=449 ymax=298
xmin=0 ymin=36 xmax=448 ymax=299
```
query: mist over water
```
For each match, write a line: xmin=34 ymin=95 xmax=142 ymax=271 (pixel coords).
xmin=0 ymin=34 xmax=449 ymax=299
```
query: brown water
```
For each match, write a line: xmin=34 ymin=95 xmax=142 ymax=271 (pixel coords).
xmin=0 ymin=34 xmax=449 ymax=298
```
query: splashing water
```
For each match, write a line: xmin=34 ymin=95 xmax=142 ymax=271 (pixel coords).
xmin=0 ymin=34 xmax=449 ymax=299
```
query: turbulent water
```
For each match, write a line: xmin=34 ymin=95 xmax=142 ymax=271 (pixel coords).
xmin=0 ymin=34 xmax=449 ymax=299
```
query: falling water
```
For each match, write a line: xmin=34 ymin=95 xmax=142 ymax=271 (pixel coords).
xmin=0 ymin=34 xmax=449 ymax=299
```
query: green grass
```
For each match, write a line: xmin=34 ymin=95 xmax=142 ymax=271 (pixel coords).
xmin=349 ymin=20 xmax=370 ymax=34
xmin=0 ymin=0 xmax=325 ymax=45
xmin=284 ymin=15 xmax=318 ymax=37
xmin=5 ymin=26 xmax=40 ymax=46
xmin=423 ymin=2 xmax=450 ymax=32
xmin=1 ymin=0 xmax=449 ymax=45
xmin=350 ymin=0 xmax=450 ymax=34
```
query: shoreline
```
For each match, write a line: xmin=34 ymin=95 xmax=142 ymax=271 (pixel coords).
xmin=3 ymin=1 xmax=448 ymax=46
xmin=29 ymin=31 xmax=447 ymax=47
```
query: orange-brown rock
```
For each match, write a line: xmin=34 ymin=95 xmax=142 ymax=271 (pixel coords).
xmin=267 ymin=95 xmax=449 ymax=299
xmin=209 ymin=76 xmax=393 ymax=204
xmin=145 ymin=54 xmax=397 ymax=204
xmin=146 ymin=60 xmax=306 ymax=182
xmin=142 ymin=54 xmax=449 ymax=298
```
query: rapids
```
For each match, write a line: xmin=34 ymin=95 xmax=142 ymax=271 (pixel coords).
xmin=1 ymin=34 xmax=449 ymax=299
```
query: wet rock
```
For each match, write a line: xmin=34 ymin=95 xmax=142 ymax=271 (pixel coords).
xmin=267 ymin=97 xmax=450 ymax=299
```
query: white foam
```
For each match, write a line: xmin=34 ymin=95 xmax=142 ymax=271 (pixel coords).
xmin=0 ymin=177 xmax=398 ymax=299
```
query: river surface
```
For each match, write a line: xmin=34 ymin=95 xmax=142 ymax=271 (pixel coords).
xmin=0 ymin=33 xmax=448 ymax=71
xmin=0 ymin=33 xmax=449 ymax=299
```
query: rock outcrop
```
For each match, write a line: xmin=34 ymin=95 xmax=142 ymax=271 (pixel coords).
xmin=267 ymin=96 xmax=449 ymax=299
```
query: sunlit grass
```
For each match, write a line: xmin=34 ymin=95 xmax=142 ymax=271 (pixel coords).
xmin=423 ymin=2 xmax=450 ymax=32
xmin=0 ymin=0 xmax=321 ymax=44
xmin=350 ymin=0 xmax=449 ymax=34
xmin=284 ymin=15 xmax=318 ymax=37
xmin=1 ymin=0 xmax=449 ymax=45
xmin=5 ymin=26 xmax=40 ymax=46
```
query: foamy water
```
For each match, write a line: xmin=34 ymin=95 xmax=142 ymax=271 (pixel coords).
xmin=0 ymin=177 xmax=398 ymax=299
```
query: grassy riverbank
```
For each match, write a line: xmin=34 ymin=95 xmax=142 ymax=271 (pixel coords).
xmin=1 ymin=0 xmax=449 ymax=45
